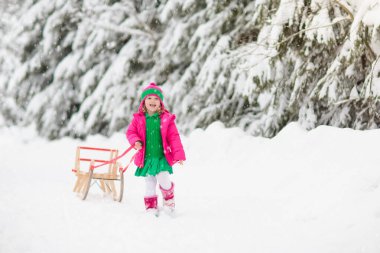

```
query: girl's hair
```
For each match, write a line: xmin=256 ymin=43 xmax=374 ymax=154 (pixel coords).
xmin=142 ymin=104 xmax=164 ymax=115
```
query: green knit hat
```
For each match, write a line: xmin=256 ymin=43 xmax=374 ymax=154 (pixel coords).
xmin=140 ymin=82 xmax=164 ymax=101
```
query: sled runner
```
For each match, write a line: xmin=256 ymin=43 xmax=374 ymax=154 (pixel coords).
xmin=72 ymin=146 xmax=135 ymax=201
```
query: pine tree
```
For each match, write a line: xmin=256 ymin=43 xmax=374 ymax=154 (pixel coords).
xmin=0 ymin=0 xmax=379 ymax=139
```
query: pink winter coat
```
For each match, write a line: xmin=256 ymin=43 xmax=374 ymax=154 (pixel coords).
xmin=126 ymin=110 xmax=186 ymax=168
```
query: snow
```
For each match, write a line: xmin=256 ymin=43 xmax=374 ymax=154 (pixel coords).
xmin=1 ymin=122 xmax=380 ymax=253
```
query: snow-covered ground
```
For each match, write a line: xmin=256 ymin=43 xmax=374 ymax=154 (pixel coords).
xmin=1 ymin=122 xmax=380 ymax=253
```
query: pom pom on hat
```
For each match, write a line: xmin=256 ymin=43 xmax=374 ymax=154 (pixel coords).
xmin=140 ymin=82 xmax=164 ymax=101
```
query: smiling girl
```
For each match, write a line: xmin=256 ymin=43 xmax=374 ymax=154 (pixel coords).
xmin=126 ymin=82 xmax=186 ymax=215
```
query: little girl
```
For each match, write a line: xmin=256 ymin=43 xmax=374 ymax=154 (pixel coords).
xmin=126 ymin=82 xmax=186 ymax=214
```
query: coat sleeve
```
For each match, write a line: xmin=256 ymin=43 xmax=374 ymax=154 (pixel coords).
xmin=167 ymin=115 xmax=186 ymax=161
xmin=126 ymin=116 xmax=143 ymax=146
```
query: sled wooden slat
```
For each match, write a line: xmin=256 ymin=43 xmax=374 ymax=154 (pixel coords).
xmin=72 ymin=146 xmax=124 ymax=202
xmin=92 ymin=173 xmax=120 ymax=180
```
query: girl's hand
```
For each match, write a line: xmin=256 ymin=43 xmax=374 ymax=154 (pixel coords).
xmin=134 ymin=141 xmax=142 ymax=150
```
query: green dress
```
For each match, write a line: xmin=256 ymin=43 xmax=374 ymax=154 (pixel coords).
xmin=135 ymin=112 xmax=173 ymax=177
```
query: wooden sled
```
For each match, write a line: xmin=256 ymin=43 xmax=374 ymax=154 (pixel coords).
xmin=72 ymin=146 xmax=125 ymax=202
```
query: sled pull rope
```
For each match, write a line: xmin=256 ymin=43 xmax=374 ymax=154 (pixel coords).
xmin=121 ymin=153 xmax=137 ymax=173
xmin=90 ymin=145 xmax=136 ymax=171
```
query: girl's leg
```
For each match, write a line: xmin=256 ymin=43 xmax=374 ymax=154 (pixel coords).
xmin=144 ymin=176 xmax=158 ymax=210
xmin=156 ymin=172 xmax=175 ymax=210
xmin=156 ymin=171 xmax=171 ymax=190
xmin=145 ymin=176 xmax=157 ymax=196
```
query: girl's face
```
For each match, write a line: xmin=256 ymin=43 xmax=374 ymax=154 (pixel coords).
xmin=144 ymin=95 xmax=161 ymax=114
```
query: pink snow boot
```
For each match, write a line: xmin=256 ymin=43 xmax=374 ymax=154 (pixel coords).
xmin=144 ymin=195 xmax=158 ymax=210
xmin=159 ymin=183 xmax=175 ymax=210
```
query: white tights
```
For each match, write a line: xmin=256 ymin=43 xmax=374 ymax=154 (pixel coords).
xmin=145 ymin=171 xmax=172 ymax=196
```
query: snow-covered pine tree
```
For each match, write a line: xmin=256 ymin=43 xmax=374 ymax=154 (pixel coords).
xmin=0 ymin=0 xmax=379 ymax=139
xmin=0 ymin=0 xmax=26 ymax=126
xmin=175 ymin=0 xmax=380 ymax=137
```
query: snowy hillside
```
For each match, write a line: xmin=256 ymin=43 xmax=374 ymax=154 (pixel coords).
xmin=1 ymin=0 xmax=380 ymax=139
xmin=1 ymin=123 xmax=380 ymax=253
